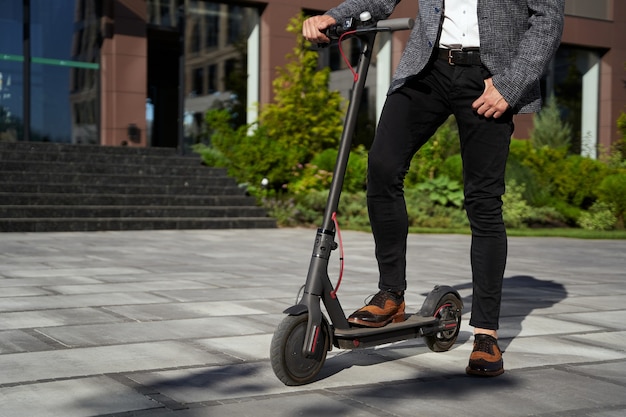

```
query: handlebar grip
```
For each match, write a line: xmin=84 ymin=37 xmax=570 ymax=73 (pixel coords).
xmin=376 ymin=18 xmax=414 ymax=31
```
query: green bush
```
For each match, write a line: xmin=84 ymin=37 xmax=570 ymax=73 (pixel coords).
xmin=405 ymin=116 xmax=460 ymax=186
xmin=551 ymin=155 xmax=608 ymax=208
xmin=416 ymin=175 xmax=464 ymax=208
xmin=577 ymin=201 xmax=616 ymax=231
xmin=502 ymin=180 xmax=566 ymax=228
xmin=530 ymin=95 xmax=572 ymax=150
xmin=597 ymin=172 xmax=626 ymax=228
xmin=502 ymin=180 xmax=531 ymax=229
xmin=289 ymin=146 xmax=368 ymax=195
xmin=405 ymin=187 xmax=469 ymax=228
xmin=439 ymin=154 xmax=463 ymax=184
xmin=506 ymin=139 xmax=547 ymax=206
xmin=615 ymin=110 xmax=626 ymax=162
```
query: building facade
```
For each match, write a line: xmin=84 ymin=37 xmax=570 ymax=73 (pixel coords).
xmin=0 ymin=0 xmax=624 ymax=157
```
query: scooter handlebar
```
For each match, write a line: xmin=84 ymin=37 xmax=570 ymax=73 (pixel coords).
xmin=322 ymin=16 xmax=414 ymax=44
xmin=375 ymin=17 xmax=414 ymax=32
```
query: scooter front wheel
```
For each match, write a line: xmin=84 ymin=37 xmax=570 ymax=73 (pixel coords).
xmin=270 ymin=314 xmax=328 ymax=386
xmin=424 ymin=292 xmax=463 ymax=352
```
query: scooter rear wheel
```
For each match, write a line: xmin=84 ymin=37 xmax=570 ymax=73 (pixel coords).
xmin=424 ymin=292 xmax=462 ymax=352
xmin=270 ymin=314 xmax=328 ymax=386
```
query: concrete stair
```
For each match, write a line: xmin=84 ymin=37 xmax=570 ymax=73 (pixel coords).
xmin=0 ymin=142 xmax=276 ymax=232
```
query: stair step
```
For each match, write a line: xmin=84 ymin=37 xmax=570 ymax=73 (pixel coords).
xmin=0 ymin=205 xmax=269 ymax=218
xmin=0 ymin=172 xmax=237 ymax=186
xmin=0 ymin=217 xmax=277 ymax=232
xmin=0 ymin=192 xmax=257 ymax=206
xmin=1 ymin=160 xmax=227 ymax=176
xmin=0 ymin=182 xmax=246 ymax=195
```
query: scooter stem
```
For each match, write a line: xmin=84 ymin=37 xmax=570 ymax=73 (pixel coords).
xmin=320 ymin=32 xmax=376 ymax=232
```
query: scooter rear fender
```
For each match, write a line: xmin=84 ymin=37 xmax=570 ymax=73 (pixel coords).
xmin=418 ymin=285 xmax=463 ymax=317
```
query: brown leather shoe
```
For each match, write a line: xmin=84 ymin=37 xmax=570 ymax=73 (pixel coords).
xmin=348 ymin=290 xmax=405 ymax=327
xmin=466 ymin=334 xmax=504 ymax=377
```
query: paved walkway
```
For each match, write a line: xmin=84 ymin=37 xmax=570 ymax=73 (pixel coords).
xmin=0 ymin=228 xmax=625 ymax=417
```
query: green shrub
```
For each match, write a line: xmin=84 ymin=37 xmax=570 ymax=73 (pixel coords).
xmin=416 ymin=175 xmax=464 ymax=208
xmin=502 ymin=180 xmax=565 ymax=228
xmin=577 ymin=201 xmax=616 ymax=231
xmin=405 ymin=116 xmax=460 ymax=186
xmin=597 ymin=172 xmax=626 ymax=228
xmin=405 ymin=187 xmax=469 ymax=228
xmin=289 ymin=146 xmax=368 ymax=195
xmin=439 ymin=154 xmax=463 ymax=184
xmin=551 ymin=155 xmax=608 ymax=208
xmin=502 ymin=180 xmax=532 ymax=229
xmin=616 ymin=110 xmax=626 ymax=160
xmin=530 ymin=95 xmax=572 ymax=150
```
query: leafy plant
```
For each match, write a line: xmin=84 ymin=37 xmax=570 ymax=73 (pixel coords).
xmin=405 ymin=116 xmax=460 ymax=186
xmin=416 ymin=175 xmax=464 ymax=208
xmin=289 ymin=146 xmax=368 ymax=195
xmin=577 ymin=201 xmax=616 ymax=231
xmin=597 ymin=172 xmax=626 ymax=228
xmin=530 ymin=94 xmax=572 ymax=150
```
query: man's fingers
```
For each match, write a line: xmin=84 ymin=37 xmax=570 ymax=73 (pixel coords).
xmin=302 ymin=15 xmax=336 ymax=43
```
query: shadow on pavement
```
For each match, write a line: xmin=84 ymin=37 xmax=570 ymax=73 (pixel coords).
xmin=453 ymin=275 xmax=568 ymax=351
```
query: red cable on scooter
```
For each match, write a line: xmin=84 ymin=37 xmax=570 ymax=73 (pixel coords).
xmin=330 ymin=211 xmax=344 ymax=299
xmin=339 ymin=31 xmax=359 ymax=82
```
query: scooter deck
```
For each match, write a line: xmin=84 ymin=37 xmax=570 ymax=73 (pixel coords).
xmin=333 ymin=314 xmax=439 ymax=349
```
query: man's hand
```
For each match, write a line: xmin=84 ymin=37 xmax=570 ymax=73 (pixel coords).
xmin=472 ymin=78 xmax=510 ymax=119
xmin=302 ymin=15 xmax=337 ymax=44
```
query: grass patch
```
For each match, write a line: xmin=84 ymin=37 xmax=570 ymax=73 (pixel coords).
xmin=408 ymin=226 xmax=626 ymax=239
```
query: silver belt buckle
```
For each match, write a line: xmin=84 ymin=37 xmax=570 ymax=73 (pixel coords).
xmin=448 ymin=45 xmax=463 ymax=66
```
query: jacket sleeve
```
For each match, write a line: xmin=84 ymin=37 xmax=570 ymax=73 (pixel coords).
xmin=325 ymin=0 xmax=401 ymax=23
xmin=488 ymin=0 xmax=565 ymax=110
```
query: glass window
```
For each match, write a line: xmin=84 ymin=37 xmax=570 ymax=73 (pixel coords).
xmin=148 ymin=0 xmax=179 ymax=27
xmin=0 ymin=0 xmax=23 ymax=142
xmin=28 ymin=0 xmax=100 ymax=144
xmin=206 ymin=3 xmax=219 ymax=48
xmin=184 ymin=1 xmax=259 ymax=140
xmin=549 ymin=46 xmax=603 ymax=156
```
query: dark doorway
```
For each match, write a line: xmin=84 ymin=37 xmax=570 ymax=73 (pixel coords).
xmin=147 ymin=26 xmax=179 ymax=148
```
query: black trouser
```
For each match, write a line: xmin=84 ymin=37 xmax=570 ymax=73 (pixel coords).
xmin=367 ymin=58 xmax=513 ymax=330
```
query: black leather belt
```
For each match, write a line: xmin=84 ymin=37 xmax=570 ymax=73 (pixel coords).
xmin=438 ymin=47 xmax=482 ymax=66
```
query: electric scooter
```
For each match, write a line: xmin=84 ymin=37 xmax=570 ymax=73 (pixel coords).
xmin=270 ymin=12 xmax=463 ymax=386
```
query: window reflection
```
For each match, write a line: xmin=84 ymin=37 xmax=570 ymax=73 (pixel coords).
xmin=0 ymin=1 xmax=23 ymax=142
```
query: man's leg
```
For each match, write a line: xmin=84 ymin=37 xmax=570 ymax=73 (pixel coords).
xmin=348 ymin=73 xmax=450 ymax=327
xmin=450 ymin=62 xmax=513 ymax=375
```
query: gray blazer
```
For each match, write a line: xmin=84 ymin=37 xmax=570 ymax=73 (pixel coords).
xmin=326 ymin=0 xmax=565 ymax=113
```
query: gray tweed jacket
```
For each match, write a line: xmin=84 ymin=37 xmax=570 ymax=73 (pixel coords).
xmin=326 ymin=0 xmax=564 ymax=113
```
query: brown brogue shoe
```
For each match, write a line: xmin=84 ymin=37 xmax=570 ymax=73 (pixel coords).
xmin=466 ymin=334 xmax=504 ymax=377
xmin=348 ymin=290 xmax=405 ymax=328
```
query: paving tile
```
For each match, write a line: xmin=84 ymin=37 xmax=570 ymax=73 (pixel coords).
xmin=105 ymin=300 xmax=276 ymax=321
xmin=0 ymin=292 xmax=168 ymax=313
xmin=35 ymin=316 xmax=276 ymax=347
xmin=564 ymin=331 xmax=626 ymax=353
xmin=43 ymin=279 xmax=216 ymax=295
xmin=0 ymin=376 xmax=158 ymax=417
xmin=0 ymin=329 xmax=53 ymax=354
xmin=0 ymin=308 xmax=124 ymax=331
xmin=0 ymin=341 xmax=227 ymax=385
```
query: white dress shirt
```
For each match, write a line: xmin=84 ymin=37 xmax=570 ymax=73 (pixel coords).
xmin=439 ymin=0 xmax=480 ymax=48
